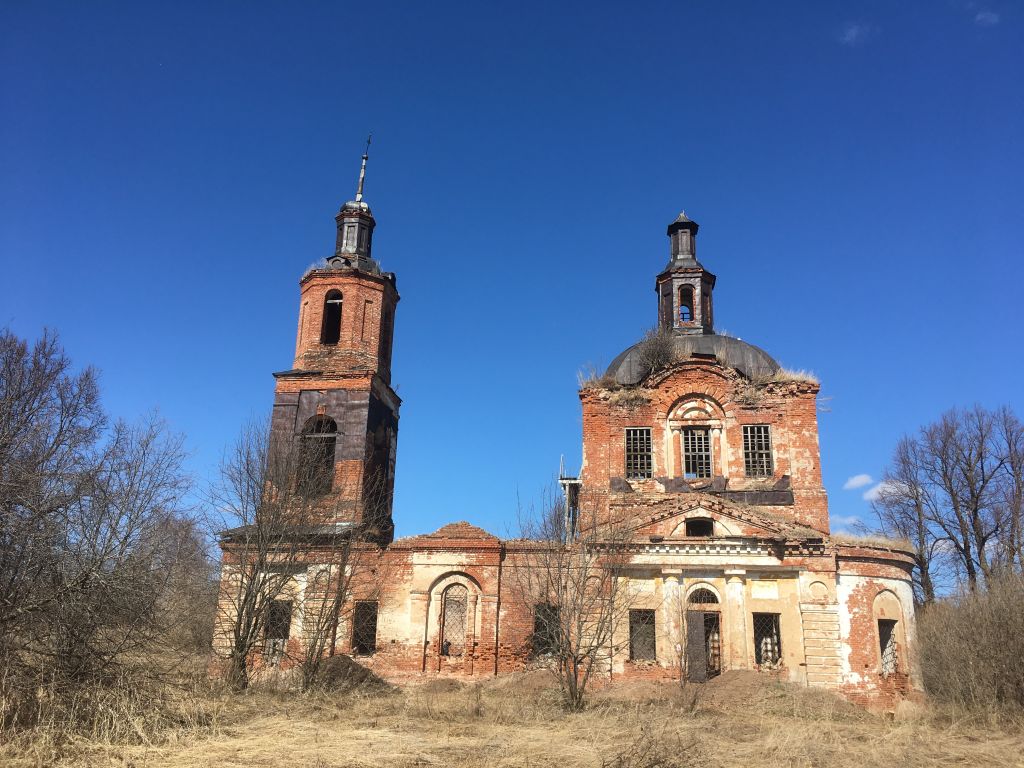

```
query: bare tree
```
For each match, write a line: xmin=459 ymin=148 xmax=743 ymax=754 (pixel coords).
xmin=295 ymin=470 xmax=392 ymax=691
xmin=874 ymin=405 xmax=1024 ymax=596
xmin=211 ymin=417 xmax=388 ymax=692
xmin=512 ymin=490 xmax=637 ymax=711
xmin=872 ymin=437 xmax=945 ymax=606
xmin=0 ymin=329 xmax=199 ymax=730
xmin=211 ymin=418 xmax=312 ymax=691
xmin=994 ymin=407 xmax=1024 ymax=573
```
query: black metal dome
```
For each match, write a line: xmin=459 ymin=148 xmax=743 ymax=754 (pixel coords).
xmin=606 ymin=332 xmax=780 ymax=385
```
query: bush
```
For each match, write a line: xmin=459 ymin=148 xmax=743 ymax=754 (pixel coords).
xmin=917 ymin=573 xmax=1024 ymax=712
xmin=636 ymin=327 xmax=677 ymax=376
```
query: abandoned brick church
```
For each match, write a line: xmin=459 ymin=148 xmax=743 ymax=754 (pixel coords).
xmin=215 ymin=158 xmax=921 ymax=705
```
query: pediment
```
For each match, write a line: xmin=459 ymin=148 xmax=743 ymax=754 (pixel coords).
xmin=611 ymin=494 xmax=799 ymax=541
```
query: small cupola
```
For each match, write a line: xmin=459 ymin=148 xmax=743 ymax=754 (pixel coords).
xmin=667 ymin=211 xmax=699 ymax=262
xmin=656 ymin=211 xmax=716 ymax=335
xmin=331 ymin=138 xmax=377 ymax=272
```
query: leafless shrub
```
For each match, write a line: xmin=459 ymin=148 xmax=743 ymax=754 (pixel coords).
xmin=210 ymin=417 xmax=389 ymax=692
xmin=601 ymin=722 xmax=700 ymax=768
xmin=0 ymin=328 xmax=211 ymax=736
xmin=635 ymin=327 xmax=677 ymax=376
xmin=511 ymin=489 xmax=640 ymax=712
xmin=917 ymin=572 xmax=1024 ymax=714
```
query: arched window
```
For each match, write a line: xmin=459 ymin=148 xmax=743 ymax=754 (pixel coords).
xmin=440 ymin=584 xmax=468 ymax=657
xmin=298 ymin=416 xmax=337 ymax=497
xmin=679 ymin=286 xmax=694 ymax=323
xmin=688 ymin=587 xmax=719 ymax=605
xmin=320 ymin=290 xmax=343 ymax=345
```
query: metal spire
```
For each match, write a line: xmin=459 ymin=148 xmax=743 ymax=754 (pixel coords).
xmin=354 ymin=134 xmax=371 ymax=202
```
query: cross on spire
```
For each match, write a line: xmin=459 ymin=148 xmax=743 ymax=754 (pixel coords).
xmin=355 ymin=133 xmax=371 ymax=202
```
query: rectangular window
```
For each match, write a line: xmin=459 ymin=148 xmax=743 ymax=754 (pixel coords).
xmin=682 ymin=428 xmax=712 ymax=479
xmin=743 ymin=425 xmax=774 ymax=478
xmin=878 ymin=619 xmax=898 ymax=675
xmin=532 ymin=604 xmax=560 ymax=658
xmin=266 ymin=599 xmax=292 ymax=641
xmin=629 ymin=608 xmax=657 ymax=661
xmin=625 ymin=428 xmax=653 ymax=479
xmin=265 ymin=599 xmax=292 ymax=665
xmin=753 ymin=612 xmax=782 ymax=666
xmin=352 ymin=601 xmax=379 ymax=656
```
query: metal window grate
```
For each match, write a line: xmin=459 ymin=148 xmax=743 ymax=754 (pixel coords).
xmin=682 ymin=428 xmax=712 ymax=478
xmin=352 ymin=601 xmax=378 ymax=655
xmin=625 ymin=428 xmax=653 ymax=479
xmin=440 ymin=585 xmax=467 ymax=656
xmin=753 ymin=612 xmax=782 ymax=666
xmin=703 ymin=612 xmax=722 ymax=677
xmin=687 ymin=588 xmax=719 ymax=605
xmin=532 ymin=604 xmax=560 ymax=658
xmin=743 ymin=425 xmax=774 ymax=478
xmin=264 ymin=599 xmax=292 ymax=666
xmin=878 ymin=619 xmax=898 ymax=676
xmin=629 ymin=609 xmax=657 ymax=661
xmin=265 ymin=599 xmax=292 ymax=641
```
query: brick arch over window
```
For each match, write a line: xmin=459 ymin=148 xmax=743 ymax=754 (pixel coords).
xmin=667 ymin=394 xmax=730 ymax=481
xmin=668 ymin=393 xmax=727 ymax=423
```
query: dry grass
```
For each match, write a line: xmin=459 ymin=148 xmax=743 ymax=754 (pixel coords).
xmin=831 ymin=533 xmax=914 ymax=550
xmin=4 ymin=670 xmax=1023 ymax=768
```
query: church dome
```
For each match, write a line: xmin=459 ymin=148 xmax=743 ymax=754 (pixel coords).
xmin=606 ymin=332 xmax=781 ymax=385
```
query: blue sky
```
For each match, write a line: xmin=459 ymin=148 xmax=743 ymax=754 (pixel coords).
xmin=2 ymin=1 xmax=1021 ymax=538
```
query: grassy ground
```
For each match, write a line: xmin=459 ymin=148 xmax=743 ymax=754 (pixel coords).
xmin=4 ymin=670 xmax=1023 ymax=768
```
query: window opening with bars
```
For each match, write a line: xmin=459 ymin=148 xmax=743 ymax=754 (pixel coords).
xmin=679 ymin=285 xmax=694 ymax=322
xmin=352 ymin=601 xmax=378 ymax=655
xmin=682 ymin=428 xmax=712 ymax=479
xmin=743 ymin=425 xmax=774 ymax=478
xmin=265 ymin=599 xmax=292 ymax=664
xmin=753 ymin=612 xmax=782 ymax=666
xmin=878 ymin=619 xmax=898 ymax=676
xmin=625 ymin=428 xmax=653 ymax=479
xmin=532 ymin=604 xmax=560 ymax=658
xmin=701 ymin=612 xmax=722 ymax=677
xmin=688 ymin=587 xmax=719 ymax=604
xmin=440 ymin=585 xmax=467 ymax=656
xmin=629 ymin=609 xmax=657 ymax=661
xmin=298 ymin=416 xmax=337 ymax=498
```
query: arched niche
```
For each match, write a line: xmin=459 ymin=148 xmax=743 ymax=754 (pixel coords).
xmin=422 ymin=572 xmax=483 ymax=672
xmin=873 ymin=589 xmax=906 ymax=676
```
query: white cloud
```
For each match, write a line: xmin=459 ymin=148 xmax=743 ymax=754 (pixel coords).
xmin=843 ymin=473 xmax=873 ymax=491
xmin=975 ymin=10 xmax=1000 ymax=26
xmin=839 ymin=21 xmax=875 ymax=46
xmin=864 ymin=479 xmax=917 ymax=502
xmin=832 ymin=515 xmax=861 ymax=529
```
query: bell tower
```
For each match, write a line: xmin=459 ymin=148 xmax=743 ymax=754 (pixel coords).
xmin=270 ymin=140 xmax=400 ymax=544
xmin=656 ymin=212 xmax=716 ymax=335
